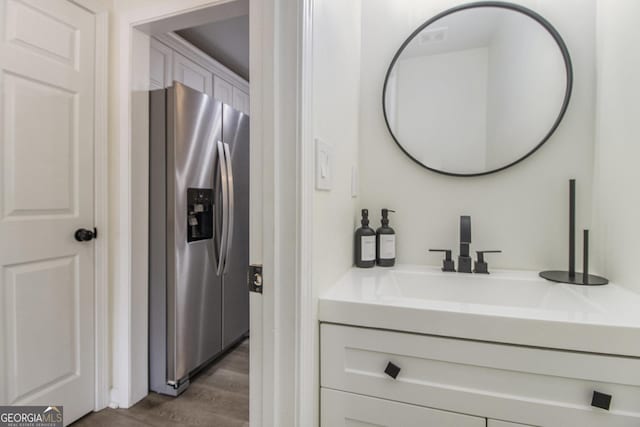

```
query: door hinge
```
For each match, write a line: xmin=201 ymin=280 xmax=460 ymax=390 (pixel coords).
xmin=248 ymin=264 xmax=263 ymax=294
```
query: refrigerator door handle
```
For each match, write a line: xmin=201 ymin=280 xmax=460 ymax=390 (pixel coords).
xmin=223 ymin=142 xmax=234 ymax=274
xmin=216 ymin=140 xmax=230 ymax=276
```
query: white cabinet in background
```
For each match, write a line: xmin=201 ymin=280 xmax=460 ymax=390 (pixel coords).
xmin=213 ymin=79 xmax=250 ymax=115
xmin=151 ymin=34 xmax=249 ymax=114
xmin=213 ymin=75 xmax=233 ymax=105
xmin=321 ymin=388 xmax=485 ymax=427
xmin=150 ymin=38 xmax=172 ymax=89
xmin=232 ymin=87 xmax=250 ymax=115
xmin=172 ymin=52 xmax=212 ymax=97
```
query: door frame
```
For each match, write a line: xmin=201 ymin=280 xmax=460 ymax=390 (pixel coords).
xmin=68 ymin=0 xmax=110 ymax=412
xmin=109 ymin=1 xmax=314 ymax=426
xmin=296 ymin=1 xmax=315 ymax=425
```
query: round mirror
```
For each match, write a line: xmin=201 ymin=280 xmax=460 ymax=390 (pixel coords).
xmin=383 ymin=2 xmax=572 ymax=176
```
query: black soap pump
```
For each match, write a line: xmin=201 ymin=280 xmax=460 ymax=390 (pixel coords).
xmin=376 ymin=209 xmax=396 ymax=267
xmin=355 ymin=209 xmax=376 ymax=268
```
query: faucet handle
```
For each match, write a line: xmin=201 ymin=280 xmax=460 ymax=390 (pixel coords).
xmin=429 ymin=249 xmax=456 ymax=272
xmin=474 ymin=250 xmax=502 ymax=274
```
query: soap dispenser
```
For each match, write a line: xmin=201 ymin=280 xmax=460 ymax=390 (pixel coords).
xmin=355 ymin=209 xmax=376 ymax=268
xmin=376 ymin=209 xmax=396 ymax=267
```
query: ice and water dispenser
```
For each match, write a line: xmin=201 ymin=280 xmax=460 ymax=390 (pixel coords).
xmin=187 ymin=188 xmax=214 ymax=242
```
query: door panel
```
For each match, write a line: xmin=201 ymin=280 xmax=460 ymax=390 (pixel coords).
xmin=5 ymin=256 xmax=78 ymax=401
xmin=0 ymin=0 xmax=96 ymax=424
xmin=3 ymin=73 xmax=76 ymax=217
xmin=5 ymin=0 xmax=79 ymax=68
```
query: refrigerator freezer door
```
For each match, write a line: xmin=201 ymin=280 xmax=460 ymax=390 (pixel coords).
xmin=221 ymin=104 xmax=250 ymax=347
xmin=167 ymin=82 xmax=224 ymax=384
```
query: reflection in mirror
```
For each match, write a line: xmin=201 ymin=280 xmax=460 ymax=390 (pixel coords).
xmin=383 ymin=3 xmax=572 ymax=176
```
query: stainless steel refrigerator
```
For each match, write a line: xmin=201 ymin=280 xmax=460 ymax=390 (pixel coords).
xmin=149 ymin=82 xmax=249 ymax=396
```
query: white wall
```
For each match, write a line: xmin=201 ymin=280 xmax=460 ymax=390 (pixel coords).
xmin=311 ymin=0 xmax=362 ymax=424
xmin=592 ymin=0 xmax=640 ymax=291
xmin=312 ymin=1 xmax=361 ymax=316
xmin=359 ymin=0 xmax=597 ymax=272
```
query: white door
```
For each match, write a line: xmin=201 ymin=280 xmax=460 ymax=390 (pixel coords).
xmin=0 ymin=0 xmax=96 ymax=424
xmin=321 ymin=388 xmax=486 ymax=427
xmin=173 ymin=52 xmax=213 ymax=97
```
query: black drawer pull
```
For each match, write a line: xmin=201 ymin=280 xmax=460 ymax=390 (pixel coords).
xmin=591 ymin=391 xmax=612 ymax=410
xmin=384 ymin=362 xmax=401 ymax=379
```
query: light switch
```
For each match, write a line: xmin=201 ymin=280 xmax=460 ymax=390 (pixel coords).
xmin=315 ymin=138 xmax=332 ymax=191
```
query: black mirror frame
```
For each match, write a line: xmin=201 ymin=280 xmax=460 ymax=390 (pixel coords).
xmin=382 ymin=1 xmax=574 ymax=177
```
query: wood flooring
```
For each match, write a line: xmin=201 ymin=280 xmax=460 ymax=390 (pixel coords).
xmin=72 ymin=339 xmax=249 ymax=427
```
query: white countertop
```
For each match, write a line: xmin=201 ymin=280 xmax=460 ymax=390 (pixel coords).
xmin=319 ymin=265 xmax=640 ymax=357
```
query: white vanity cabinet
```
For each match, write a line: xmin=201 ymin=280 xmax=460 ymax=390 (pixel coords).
xmin=321 ymin=323 xmax=640 ymax=427
xmin=150 ymin=33 xmax=249 ymax=115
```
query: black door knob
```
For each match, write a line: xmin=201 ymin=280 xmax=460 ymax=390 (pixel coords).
xmin=75 ymin=228 xmax=96 ymax=242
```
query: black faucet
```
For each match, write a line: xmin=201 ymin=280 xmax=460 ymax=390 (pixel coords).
xmin=458 ymin=216 xmax=472 ymax=273
xmin=430 ymin=215 xmax=502 ymax=273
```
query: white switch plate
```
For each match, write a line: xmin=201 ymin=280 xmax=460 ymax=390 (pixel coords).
xmin=315 ymin=138 xmax=333 ymax=191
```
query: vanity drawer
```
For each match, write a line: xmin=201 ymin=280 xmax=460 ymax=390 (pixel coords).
xmin=321 ymin=388 xmax=485 ymax=427
xmin=321 ymin=323 xmax=640 ymax=427
xmin=488 ymin=421 xmax=534 ymax=427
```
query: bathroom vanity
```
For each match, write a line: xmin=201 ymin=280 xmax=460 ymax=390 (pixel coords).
xmin=319 ymin=266 xmax=640 ymax=426
xmin=317 ymin=1 xmax=639 ymax=425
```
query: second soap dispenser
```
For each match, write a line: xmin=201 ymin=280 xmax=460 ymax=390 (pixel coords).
xmin=376 ymin=209 xmax=396 ymax=267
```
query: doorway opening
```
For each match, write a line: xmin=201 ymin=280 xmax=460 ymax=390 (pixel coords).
xmin=76 ymin=1 xmax=252 ymax=425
